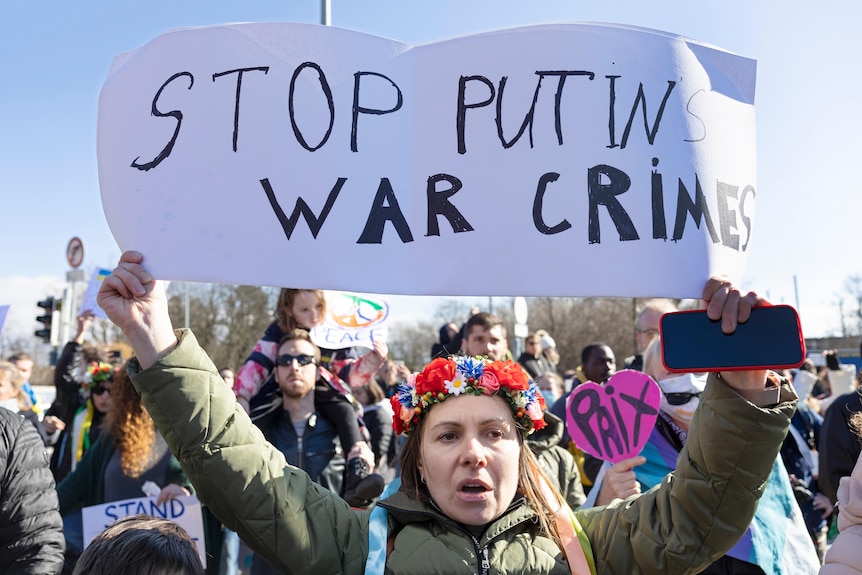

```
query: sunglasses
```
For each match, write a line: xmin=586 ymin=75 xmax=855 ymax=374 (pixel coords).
xmin=275 ymin=354 xmax=317 ymax=367
xmin=664 ymin=391 xmax=701 ymax=406
xmin=91 ymin=385 xmax=111 ymax=396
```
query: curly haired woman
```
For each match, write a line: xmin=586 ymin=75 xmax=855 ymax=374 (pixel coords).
xmin=56 ymin=364 xmax=195 ymax=574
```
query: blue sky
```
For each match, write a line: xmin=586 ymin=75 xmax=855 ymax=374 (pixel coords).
xmin=1 ymin=1 xmax=859 ymax=341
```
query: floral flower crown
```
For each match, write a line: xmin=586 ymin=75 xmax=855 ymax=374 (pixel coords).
xmin=390 ymin=356 xmax=547 ymax=437
xmin=81 ymin=362 xmax=117 ymax=389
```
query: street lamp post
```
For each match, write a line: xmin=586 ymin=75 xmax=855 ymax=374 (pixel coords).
xmin=320 ymin=0 xmax=331 ymax=25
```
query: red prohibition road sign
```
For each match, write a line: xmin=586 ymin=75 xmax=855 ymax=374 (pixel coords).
xmin=66 ymin=237 xmax=84 ymax=269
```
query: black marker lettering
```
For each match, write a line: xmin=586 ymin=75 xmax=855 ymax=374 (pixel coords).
xmin=684 ymin=89 xmax=706 ymax=143
xmin=716 ymin=181 xmax=740 ymax=251
xmin=425 ymin=174 xmax=474 ymax=237
xmin=351 ymin=71 xmax=403 ymax=152
xmin=596 ymin=405 xmax=625 ymax=459
xmin=494 ymin=75 xmax=542 ymax=149
xmin=672 ymin=175 xmax=719 ymax=243
xmin=606 ymin=75 xmax=620 ymax=149
xmin=289 ymin=62 xmax=335 ymax=152
xmin=605 ymin=386 xmax=631 ymax=452
xmin=651 ymin=157 xmax=668 ymax=240
xmin=456 ymin=75 xmax=495 ymax=154
xmin=619 ymin=81 xmax=676 ymax=149
xmin=131 ymin=72 xmax=194 ymax=171
xmin=739 ymin=184 xmax=755 ymax=251
xmin=587 ymin=165 xmax=639 ymax=244
xmin=533 ymin=172 xmax=571 ymax=235
xmin=571 ymin=389 xmax=602 ymax=454
xmin=357 ymin=178 xmax=414 ymax=244
xmin=536 ymin=71 xmax=594 ymax=145
xmin=617 ymin=380 xmax=659 ymax=444
xmin=212 ymin=67 xmax=269 ymax=152
xmin=261 ymin=177 xmax=345 ymax=240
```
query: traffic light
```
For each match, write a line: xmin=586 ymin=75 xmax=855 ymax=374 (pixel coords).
xmin=35 ymin=297 xmax=56 ymax=343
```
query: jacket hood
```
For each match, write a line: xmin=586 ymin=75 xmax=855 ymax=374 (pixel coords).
xmin=527 ymin=410 xmax=565 ymax=454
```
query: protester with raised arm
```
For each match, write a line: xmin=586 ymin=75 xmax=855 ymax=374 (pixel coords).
xmin=98 ymin=250 xmax=797 ymax=575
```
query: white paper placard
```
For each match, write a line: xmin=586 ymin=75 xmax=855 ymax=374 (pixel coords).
xmin=78 ymin=268 xmax=113 ymax=319
xmin=310 ymin=291 xmax=389 ymax=350
xmin=99 ymin=22 xmax=756 ymax=298
xmin=81 ymin=495 xmax=206 ymax=567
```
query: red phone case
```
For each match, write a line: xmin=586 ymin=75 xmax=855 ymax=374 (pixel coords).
xmin=659 ymin=305 xmax=806 ymax=373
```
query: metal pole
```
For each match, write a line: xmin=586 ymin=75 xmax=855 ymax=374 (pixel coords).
xmin=320 ymin=0 xmax=331 ymax=25
xmin=793 ymin=274 xmax=800 ymax=311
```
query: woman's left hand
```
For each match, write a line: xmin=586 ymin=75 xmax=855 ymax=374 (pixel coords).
xmin=702 ymin=275 xmax=770 ymax=334
xmin=703 ymin=275 xmax=771 ymax=392
xmin=156 ymin=484 xmax=191 ymax=505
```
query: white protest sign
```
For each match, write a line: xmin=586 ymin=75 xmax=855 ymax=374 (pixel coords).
xmin=310 ymin=291 xmax=389 ymax=350
xmin=99 ymin=22 xmax=756 ymax=298
xmin=78 ymin=268 xmax=113 ymax=319
xmin=81 ymin=495 xmax=206 ymax=567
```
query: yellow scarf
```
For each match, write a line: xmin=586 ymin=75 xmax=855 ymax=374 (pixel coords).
xmin=75 ymin=400 xmax=96 ymax=463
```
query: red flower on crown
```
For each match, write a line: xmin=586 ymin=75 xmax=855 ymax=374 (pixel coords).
xmin=414 ymin=357 xmax=455 ymax=396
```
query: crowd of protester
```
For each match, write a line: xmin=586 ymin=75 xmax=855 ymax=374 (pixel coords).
xmin=3 ymin=282 xmax=862 ymax=574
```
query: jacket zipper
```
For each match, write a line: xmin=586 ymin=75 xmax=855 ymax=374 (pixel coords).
xmin=297 ymin=435 xmax=303 ymax=469
xmin=471 ymin=535 xmax=489 ymax=575
xmin=296 ymin=413 xmax=317 ymax=470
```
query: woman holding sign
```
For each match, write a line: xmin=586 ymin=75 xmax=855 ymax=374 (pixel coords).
xmin=589 ymin=337 xmax=821 ymax=574
xmin=98 ymin=250 xmax=797 ymax=575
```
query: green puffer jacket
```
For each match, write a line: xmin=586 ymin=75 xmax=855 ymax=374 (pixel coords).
xmin=129 ymin=330 xmax=796 ymax=575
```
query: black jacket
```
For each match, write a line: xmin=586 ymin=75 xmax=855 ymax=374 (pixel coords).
xmin=45 ymin=341 xmax=85 ymax=425
xmin=48 ymin=341 xmax=103 ymax=482
xmin=0 ymin=407 xmax=65 ymax=574
xmin=819 ymin=390 xmax=862 ymax=503
xmin=256 ymin=409 xmax=345 ymax=497
xmin=516 ymin=352 xmax=556 ymax=379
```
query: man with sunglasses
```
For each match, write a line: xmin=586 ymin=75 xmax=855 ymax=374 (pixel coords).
xmin=249 ymin=328 xmax=356 ymax=575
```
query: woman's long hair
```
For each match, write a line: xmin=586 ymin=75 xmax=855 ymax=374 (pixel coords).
xmin=275 ymin=289 xmax=327 ymax=332
xmin=102 ymin=365 xmax=155 ymax=478
xmin=398 ymin=403 xmax=566 ymax=549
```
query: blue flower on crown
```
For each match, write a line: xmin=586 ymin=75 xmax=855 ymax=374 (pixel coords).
xmin=395 ymin=380 xmax=414 ymax=410
xmin=455 ymin=356 xmax=485 ymax=381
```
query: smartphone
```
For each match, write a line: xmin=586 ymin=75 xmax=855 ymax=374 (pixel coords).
xmin=660 ymin=305 xmax=806 ymax=372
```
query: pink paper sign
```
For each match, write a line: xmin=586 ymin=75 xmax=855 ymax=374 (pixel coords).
xmin=565 ymin=369 xmax=661 ymax=463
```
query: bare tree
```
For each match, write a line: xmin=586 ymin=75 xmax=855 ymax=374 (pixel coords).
xmin=0 ymin=334 xmax=40 ymax=363
xmin=525 ymin=297 xmax=637 ymax=373
xmin=387 ymin=319 xmax=438 ymax=372
xmin=835 ymin=295 xmax=848 ymax=338
xmin=432 ymin=299 xmax=475 ymax=326
xmin=844 ymin=275 xmax=862 ymax=336
xmin=165 ymin=282 xmax=278 ymax=372
xmin=89 ymin=318 xmax=126 ymax=349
